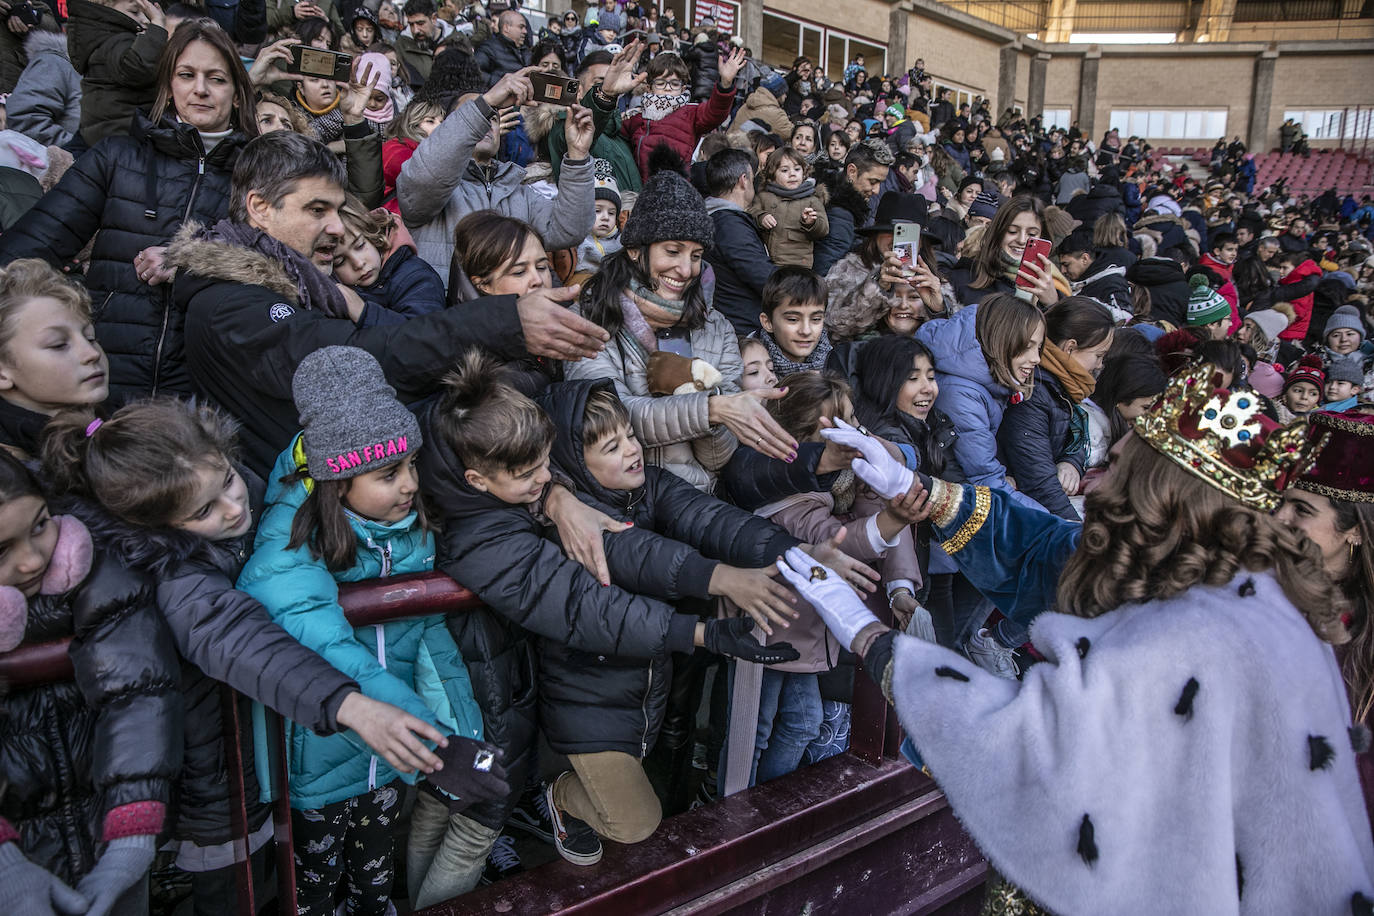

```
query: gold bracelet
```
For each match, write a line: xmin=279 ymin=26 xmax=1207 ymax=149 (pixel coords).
xmin=940 ymin=486 xmax=991 ymax=555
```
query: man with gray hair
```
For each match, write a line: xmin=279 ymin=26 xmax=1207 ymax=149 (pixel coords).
xmin=473 ymin=7 xmax=529 ymax=85
xmin=168 ymin=131 xmax=607 ymax=474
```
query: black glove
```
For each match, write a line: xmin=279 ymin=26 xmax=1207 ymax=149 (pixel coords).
xmin=424 ymin=737 xmax=511 ymax=811
xmin=702 ymin=617 xmax=801 ymax=665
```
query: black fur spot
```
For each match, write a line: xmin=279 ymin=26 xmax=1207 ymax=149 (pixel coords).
xmin=1352 ymin=891 xmax=1373 ymax=916
xmin=1076 ymin=814 xmax=1098 ymax=867
xmin=1174 ymin=678 xmax=1200 ymax=721
xmin=1236 ymin=854 xmax=1244 ymax=901
xmin=1076 ymin=637 xmax=1090 ymax=659
xmin=1237 ymin=578 xmax=1257 ymax=597
xmin=935 ymin=666 xmax=970 ymax=682
xmin=1309 ymin=735 xmax=1335 ymax=771
xmin=1351 ymin=725 xmax=1372 ymax=755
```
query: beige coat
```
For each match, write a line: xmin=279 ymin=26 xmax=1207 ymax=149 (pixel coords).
xmin=749 ymin=186 xmax=829 ymax=269
xmin=730 ymin=89 xmax=793 ymax=136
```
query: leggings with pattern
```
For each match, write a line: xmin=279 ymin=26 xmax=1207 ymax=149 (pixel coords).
xmin=291 ymin=781 xmax=400 ymax=916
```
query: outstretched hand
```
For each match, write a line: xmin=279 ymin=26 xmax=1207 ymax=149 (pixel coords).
xmin=546 ymin=484 xmax=631 ymax=586
xmin=775 ymin=547 xmax=882 ymax=652
xmin=515 ymin=284 xmax=609 ymax=361
xmin=800 ymin=528 xmax=880 ymax=593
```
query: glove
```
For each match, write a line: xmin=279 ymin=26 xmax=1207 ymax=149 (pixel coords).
xmin=775 ymin=546 xmax=880 ymax=651
xmin=820 ymin=418 xmax=918 ymax=499
xmin=701 ymin=617 xmax=800 ymax=665
xmin=424 ymin=737 xmax=511 ymax=810
xmin=77 ymin=834 xmax=155 ymax=916
xmin=0 ymin=843 xmax=88 ymax=916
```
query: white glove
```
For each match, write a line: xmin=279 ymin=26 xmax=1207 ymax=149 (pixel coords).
xmin=775 ymin=547 xmax=881 ymax=651
xmin=820 ymin=418 xmax=914 ymax=499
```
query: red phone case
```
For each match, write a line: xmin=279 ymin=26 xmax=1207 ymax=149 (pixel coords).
xmin=1016 ymin=238 xmax=1053 ymax=289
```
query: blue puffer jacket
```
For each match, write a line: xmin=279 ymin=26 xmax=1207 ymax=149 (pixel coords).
xmin=915 ymin=305 xmax=1046 ymax=516
xmin=239 ymin=435 xmax=483 ymax=810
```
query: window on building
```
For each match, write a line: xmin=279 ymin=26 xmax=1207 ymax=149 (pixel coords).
xmin=1283 ymin=109 xmax=1374 ymax=140
xmin=1041 ymin=107 xmax=1072 ymax=130
xmin=758 ymin=11 xmax=884 ymax=79
xmin=1108 ymin=109 xmax=1226 ymax=139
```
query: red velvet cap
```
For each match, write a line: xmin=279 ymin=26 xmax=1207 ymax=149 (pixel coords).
xmin=1296 ymin=411 xmax=1374 ymax=503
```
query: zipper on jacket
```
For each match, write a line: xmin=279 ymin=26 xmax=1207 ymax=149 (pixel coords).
xmin=640 ymin=661 xmax=653 ymax=759
xmin=151 ymin=156 xmax=207 ymax=396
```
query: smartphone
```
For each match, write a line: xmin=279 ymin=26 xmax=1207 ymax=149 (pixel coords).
xmin=892 ymin=221 xmax=922 ymax=267
xmin=529 ymin=72 xmax=580 ymax=106
xmin=286 ymin=45 xmax=354 ymax=82
xmin=1016 ymin=237 xmax=1053 ymax=289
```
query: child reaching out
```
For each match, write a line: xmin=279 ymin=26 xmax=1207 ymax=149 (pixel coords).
xmin=237 ymin=347 xmax=495 ymax=916
xmin=749 ymin=147 xmax=829 ymax=269
xmin=335 ymin=197 xmax=447 ymax=326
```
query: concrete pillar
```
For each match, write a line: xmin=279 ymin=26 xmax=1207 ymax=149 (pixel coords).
xmin=738 ymin=0 xmax=764 ymax=64
xmin=997 ymin=45 xmax=1019 ymax=116
xmin=887 ymin=2 xmax=909 ymax=78
xmin=1077 ymin=48 xmax=1100 ymax=140
xmin=1194 ymin=0 xmax=1237 ymax=42
xmin=1027 ymin=52 xmax=1050 ymax=120
xmin=1043 ymin=0 xmax=1077 ymax=43
xmin=1247 ymin=49 xmax=1278 ymax=153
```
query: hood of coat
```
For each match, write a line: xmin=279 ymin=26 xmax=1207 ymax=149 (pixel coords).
xmin=24 ymin=28 xmax=69 ymax=60
xmin=165 ymin=221 xmax=301 ymax=303
xmin=537 ymin=379 xmax=643 ymax=513
xmin=1126 ymin=255 xmax=1185 ymax=287
xmin=415 ymin=399 xmax=522 ymax=523
xmin=916 ymin=303 xmax=1010 ymax=398
xmin=823 ymin=170 xmax=872 ymax=221
xmin=67 ymin=0 xmax=142 ymax=72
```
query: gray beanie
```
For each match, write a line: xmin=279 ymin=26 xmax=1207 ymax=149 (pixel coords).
xmin=621 ymin=170 xmax=714 ymax=249
xmin=1324 ymin=304 xmax=1366 ymax=344
xmin=1327 ymin=355 xmax=1365 ymax=386
xmin=1245 ymin=308 xmax=1290 ymax=343
xmin=292 ymin=346 xmax=422 ymax=481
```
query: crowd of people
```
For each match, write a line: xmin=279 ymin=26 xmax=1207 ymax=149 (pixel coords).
xmin=0 ymin=0 xmax=1372 ymax=913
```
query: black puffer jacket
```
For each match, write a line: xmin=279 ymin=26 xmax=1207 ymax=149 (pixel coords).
xmin=997 ymin=368 xmax=1083 ymax=521
xmin=682 ymin=39 xmax=721 ymax=103
xmin=473 ymin=33 xmax=528 ymax=85
xmin=418 ymin=399 xmax=699 ymax=802
xmin=1126 ymin=256 xmax=1190 ymax=328
xmin=64 ymin=498 xmax=359 ymax=845
xmin=0 ymin=538 xmax=182 ymax=883
xmin=0 ymin=111 xmax=248 ymax=404
xmin=537 ymin=380 xmax=800 ymax=755
xmin=0 ymin=397 xmax=50 ymax=458
xmin=1064 ymin=183 xmax=1125 ymax=229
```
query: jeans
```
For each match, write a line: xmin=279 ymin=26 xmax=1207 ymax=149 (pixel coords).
xmin=551 ymin=751 xmax=662 ymax=845
xmin=753 ymin=669 xmax=823 ymax=785
xmin=405 ymin=790 xmax=499 ymax=908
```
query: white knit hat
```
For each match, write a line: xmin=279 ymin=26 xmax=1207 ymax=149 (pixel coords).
xmin=1245 ymin=308 xmax=1290 ymax=343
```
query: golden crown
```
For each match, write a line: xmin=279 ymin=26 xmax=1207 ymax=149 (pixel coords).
xmin=1132 ymin=363 xmax=1323 ymax=512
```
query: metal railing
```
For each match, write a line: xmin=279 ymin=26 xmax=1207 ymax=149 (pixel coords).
xmin=0 ymin=571 xmax=941 ymax=915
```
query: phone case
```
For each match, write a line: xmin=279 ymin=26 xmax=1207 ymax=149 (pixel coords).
xmin=1016 ymin=238 xmax=1052 ymax=288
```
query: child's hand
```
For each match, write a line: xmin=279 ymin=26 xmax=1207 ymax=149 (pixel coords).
xmin=799 ymin=528 xmax=881 ymax=594
xmin=1056 ymin=461 xmax=1082 ymax=496
xmin=545 ymin=483 xmax=631 ymax=586
xmin=709 ymin=564 xmax=797 ymax=636
xmin=800 ymin=207 xmax=817 ymax=227
xmin=718 ymin=46 xmax=747 ymax=86
xmin=760 ymin=214 xmax=777 ymax=230
xmin=339 ymin=58 xmax=382 ymax=126
xmin=336 ymin=692 xmax=449 ymax=774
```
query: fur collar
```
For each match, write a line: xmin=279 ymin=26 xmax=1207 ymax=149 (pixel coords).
xmin=165 ymin=221 xmax=299 ymax=303
xmin=825 ymin=172 xmax=871 ymax=220
xmin=24 ymin=29 xmax=69 ymax=58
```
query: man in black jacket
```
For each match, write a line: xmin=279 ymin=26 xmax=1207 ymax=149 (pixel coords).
xmin=702 ymin=148 xmax=777 ymax=334
xmin=167 ymin=132 xmax=608 ymax=475
xmin=813 ymin=140 xmax=891 ymax=277
xmin=474 ymin=8 xmax=529 ymax=86
xmin=1126 ymin=251 xmax=1191 ymax=328
xmin=1058 ymin=228 xmax=1131 ymax=315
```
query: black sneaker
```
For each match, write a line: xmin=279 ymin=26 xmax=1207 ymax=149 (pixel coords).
xmin=479 ymin=833 xmax=524 ymax=886
xmin=507 ymin=781 xmax=555 ymax=843
xmin=545 ymin=777 xmax=603 ymax=866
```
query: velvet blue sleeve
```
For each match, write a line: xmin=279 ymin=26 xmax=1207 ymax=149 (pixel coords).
xmin=930 ymin=483 xmax=1081 ymax=627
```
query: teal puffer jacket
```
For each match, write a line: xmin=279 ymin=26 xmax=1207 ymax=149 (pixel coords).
xmin=239 ymin=435 xmax=483 ymax=811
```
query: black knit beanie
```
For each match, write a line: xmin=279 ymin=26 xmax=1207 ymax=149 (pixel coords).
xmin=621 ymin=170 xmax=714 ymax=249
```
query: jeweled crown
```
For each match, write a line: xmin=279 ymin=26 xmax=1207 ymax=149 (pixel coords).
xmin=1132 ymin=363 xmax=1323 ymax=512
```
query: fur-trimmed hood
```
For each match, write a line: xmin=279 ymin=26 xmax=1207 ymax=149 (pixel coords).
xmin=165 ymin=222 xmax=300 ymax=304
xmin=23 ymin=28 xmax=69 ymax=59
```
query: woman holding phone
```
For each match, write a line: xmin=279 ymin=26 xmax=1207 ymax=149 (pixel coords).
xmin=945 ymin=195 xmax=1061 ymax=309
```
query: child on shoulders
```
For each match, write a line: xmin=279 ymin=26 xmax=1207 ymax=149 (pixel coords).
xmin=749 ymin=147 xmax=829 ymax=269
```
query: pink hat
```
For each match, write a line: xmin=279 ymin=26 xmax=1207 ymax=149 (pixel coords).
xmin=357 ymin=52 xmax=395 ymax=124
xmin=1249 ymin=361 xmax=1284 ymax=399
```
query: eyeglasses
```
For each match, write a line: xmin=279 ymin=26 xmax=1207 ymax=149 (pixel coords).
xmin=650 ymin=79 xmax=684 ymax=92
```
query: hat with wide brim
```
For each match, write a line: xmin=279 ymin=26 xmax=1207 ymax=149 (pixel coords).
xmin=859 ymin=192 xmax=929 ymax=234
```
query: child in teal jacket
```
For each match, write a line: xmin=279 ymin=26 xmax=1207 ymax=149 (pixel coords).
xmin=238 ymin=347 xmax=486 ymax=916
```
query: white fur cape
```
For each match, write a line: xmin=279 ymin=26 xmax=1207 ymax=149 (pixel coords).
xmin=892 ymin=571 xmax=1374 ymax=915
